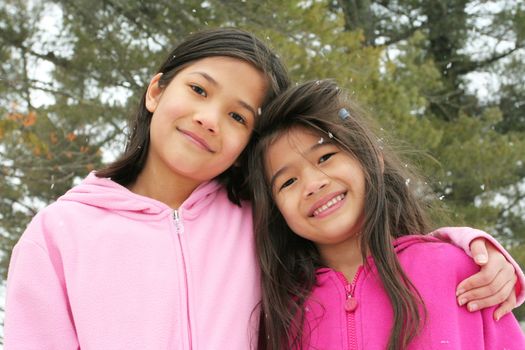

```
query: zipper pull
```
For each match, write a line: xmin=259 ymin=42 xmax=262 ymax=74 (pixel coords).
xmin=344 ymin=285 xmax=358 ymax=312
xmin=345 ymin=296 xmax=358 ymax=312
xmin=173 ymin=210 xmax=184 ymax=235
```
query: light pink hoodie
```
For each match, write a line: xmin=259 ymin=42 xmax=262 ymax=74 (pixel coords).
xmin=4 ymin=174 xmax=524 ymax=349
xmin=4 ymin=173 xmax=259 ymax=349
xmin=301 ymin=235 xmax=525 ymax=349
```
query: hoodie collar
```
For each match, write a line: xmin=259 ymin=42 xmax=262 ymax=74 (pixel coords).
xmin=316 ymin=235 xmax=437 ymax=277
xmin=58 ymin=172 xmax=222 ymax=220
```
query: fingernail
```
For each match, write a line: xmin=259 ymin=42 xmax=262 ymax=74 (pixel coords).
xmin=474 ymin=254 xmax=488 ymax=264
xmin=458 ymin=298 xmax=467 ymax=306
xmin=468 ymin=303 xmax=479 ymax=312
xmin=456 ymin=288 xmax=465 ymax=296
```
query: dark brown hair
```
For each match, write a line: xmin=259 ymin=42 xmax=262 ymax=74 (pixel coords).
xmin=246 ymin=80 xmax=432 ymax=349
xmin=96 ymin=28 xmax=290 ymax=204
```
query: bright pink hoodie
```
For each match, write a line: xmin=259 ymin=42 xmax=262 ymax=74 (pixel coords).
xmin=4 ymin=174 xmax=525 ymax=349
xmin=4 ymin=173 xmax=260 ymax=349
xmin=301 ymin=235 xmax=525 ymax=349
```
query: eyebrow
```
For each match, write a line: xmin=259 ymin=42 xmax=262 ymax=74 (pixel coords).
xmin=189 ymin=71 xmax=218 ymax=86
xmin=268 ymin=139 xmax=334 ymax=190
xmin=189 ymin=71 xmax=258 ymax=119
xmin=238 ymin=101 xmax=257 ymax=119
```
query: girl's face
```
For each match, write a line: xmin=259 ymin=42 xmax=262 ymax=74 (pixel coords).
xmin=145 ymin=56 xmax=267 ymax=187
xmin=265 ymin=126 xmax=366 ymax=253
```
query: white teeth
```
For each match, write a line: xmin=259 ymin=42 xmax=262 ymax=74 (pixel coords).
xmin=313 ymin=194 xmax=345 ymax=217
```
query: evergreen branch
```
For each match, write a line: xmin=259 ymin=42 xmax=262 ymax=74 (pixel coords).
xmin=101 ymin=0 xmax=167 ymax=49
xmin=497 ymin=186 xmax=525 ymax=218
xmin=455 ymin=46 xmax=523 ymax=75
xmin=2 ymin=197 xmax=39 ymax=217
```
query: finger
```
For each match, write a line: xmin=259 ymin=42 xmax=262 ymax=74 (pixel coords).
xmin=457 ymin=265 xmax=515 ymax=304
xmin=456 ymin=265 xmax=500 ymax=296
xmin=493 ymin=292 xmax=517 ymax=321
xmin=456 ymin=245 xmax=511 ymax=295
xmin=462 ymin=279 xmax=516 ymax=312
xmin=469 ymin=238 xmax=489 ymax=266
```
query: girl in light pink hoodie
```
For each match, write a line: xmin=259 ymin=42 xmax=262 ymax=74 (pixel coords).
xmin=249 ymin=80 xmax=525 ymax=349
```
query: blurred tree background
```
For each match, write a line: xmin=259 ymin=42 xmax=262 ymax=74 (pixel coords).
xmin=1 ymin=0 xmax=524 ymax=330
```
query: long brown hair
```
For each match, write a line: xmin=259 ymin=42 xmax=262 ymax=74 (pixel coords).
xmin=96 ymin=28 xmax=290 ymax=204
xmin=246 ymin=80 xmax=432 ymax=349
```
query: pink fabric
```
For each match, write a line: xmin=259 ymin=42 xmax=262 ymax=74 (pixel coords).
xmin=4 ymin=173 xmax=260 ymax=349
xmin=5 ymin=172 xmax=523 ymax=349
xmin=302 ymin=236 xmax=525 ymax=349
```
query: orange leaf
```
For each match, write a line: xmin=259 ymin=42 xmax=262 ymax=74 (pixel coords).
xmin=66 ymin=132 xmax=77 ymax=142
xmin=23 ymin=111 xmax=37 ymax=127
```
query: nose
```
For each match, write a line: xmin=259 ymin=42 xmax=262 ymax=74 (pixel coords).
xmin=303 ymin=167 xmax=330 ymax=198
xmin=194 ymin=111 xmax=220 ymax=133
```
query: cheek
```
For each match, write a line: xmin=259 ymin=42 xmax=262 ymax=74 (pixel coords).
xmin=224 ymin=129 xmax=252 ymax=158
xmin=160 ymin=103 xmax=187 ymax=123
xmin=153 ymin=93 xmax=188 ymax=120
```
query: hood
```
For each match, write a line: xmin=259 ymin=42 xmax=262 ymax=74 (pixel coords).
xmin=392 ymin=234 xmax=438 ymax=253
xmin=58 ymin=172 xmax=223 ymax=220
xmin=316 ymin=234 xmax=437 ymax=276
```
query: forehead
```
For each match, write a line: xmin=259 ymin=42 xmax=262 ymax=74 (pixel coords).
xmin=181 ymin=55 xmax=249 ymax=69
xmin=178 ymin=56 xmax=265 ymax=84
xmin=269 ymin=126 xmax=323 ymax=152
xmin=265 ymin=126 xmax=325 ymax=170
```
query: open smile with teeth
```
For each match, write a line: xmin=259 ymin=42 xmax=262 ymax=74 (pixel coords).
xmin=312 ymin=193 xmax=346 ymax=217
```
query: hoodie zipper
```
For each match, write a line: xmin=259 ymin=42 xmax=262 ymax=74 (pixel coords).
xmin=173 ymin=210 xmax=185 ymax=235
xmin=336 ymin=267 xmax=362 ymax=350
xmin=173 ymin=209 xmax=192 ymax=349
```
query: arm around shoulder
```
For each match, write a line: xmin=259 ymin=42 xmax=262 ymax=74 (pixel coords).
xmin=430 ymin=226 xmax=525 ymax=306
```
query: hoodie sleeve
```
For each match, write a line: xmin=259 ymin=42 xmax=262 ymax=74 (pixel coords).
xmin=4 ymin=238 xmax=79 ymax=349
xmin=429 ymin=226 xmax=525 ymax=306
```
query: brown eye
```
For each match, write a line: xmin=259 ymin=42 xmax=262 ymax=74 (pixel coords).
xmin=319 ymin=152 xmax=336 ymax=164
xmin=280 ymin=178 xmax=296 ymax=190
xmin=229 ymin=112 xmax=246 ymax=125
xmin=190 ymin=84 xmax=207 ymax=97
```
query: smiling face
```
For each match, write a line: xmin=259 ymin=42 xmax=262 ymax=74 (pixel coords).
xmin=265 ymin=126 xmax=367 ymax=254
xmin=144 ymin=56 xmax=268 ymax=189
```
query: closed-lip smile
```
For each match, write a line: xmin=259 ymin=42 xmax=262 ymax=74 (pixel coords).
xmin=308 ymin=192 xmax=347 ymax=217
xmin=177 ymin=128 xmax=215 ymax=153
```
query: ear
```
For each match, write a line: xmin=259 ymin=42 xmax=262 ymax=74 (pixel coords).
xmin=379 ymin=152 xmax=385 ymax=173
xmin=145 ymin=73 xmax=164 ymax=113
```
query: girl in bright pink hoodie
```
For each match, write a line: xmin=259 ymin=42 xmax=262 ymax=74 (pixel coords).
xmin=4 ymin=29 xmax=523 ymax=349
xmin=248 ymin=80 xmax=525 ymax=349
